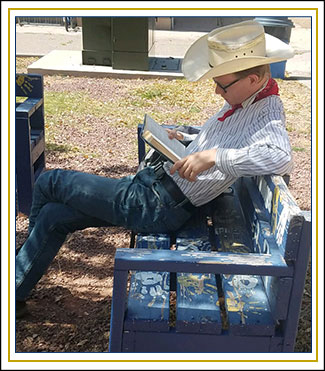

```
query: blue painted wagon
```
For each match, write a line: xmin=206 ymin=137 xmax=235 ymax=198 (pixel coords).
xmin=109 ymin=125 xmax=311 ymax=353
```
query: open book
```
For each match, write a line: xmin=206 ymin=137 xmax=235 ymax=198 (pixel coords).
xmin=141 ymin=114 xmax=186 ymax=163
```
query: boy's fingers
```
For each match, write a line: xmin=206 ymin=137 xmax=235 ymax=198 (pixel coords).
xmin=170 ymin=158 xmax=185 ymax=174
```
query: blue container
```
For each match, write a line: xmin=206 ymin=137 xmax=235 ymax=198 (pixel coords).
xmin=254 ymin=17 xmax=294 ymax=79
xmin=270 ymin=61 xmax=287 ymax=78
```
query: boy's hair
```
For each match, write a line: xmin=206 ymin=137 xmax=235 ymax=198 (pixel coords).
xmin=234 ymin=64 xmax=271 ymax=79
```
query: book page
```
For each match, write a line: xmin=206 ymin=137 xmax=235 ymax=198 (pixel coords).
xmin=142 ymin=115 xmax=186 ymax=161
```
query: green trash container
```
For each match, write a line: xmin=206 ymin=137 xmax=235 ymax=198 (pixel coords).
xmin=254 ymin=17 xmax=294 ymax=78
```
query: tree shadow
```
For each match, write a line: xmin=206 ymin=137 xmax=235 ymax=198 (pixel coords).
xmin=16 ymin=285 xmax=111 ymax=352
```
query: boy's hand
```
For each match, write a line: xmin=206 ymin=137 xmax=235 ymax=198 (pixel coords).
xmin=166 ymin=128 xmax=184 ymax=141
xmin=170 ymin=149 xmax=217 ymax=182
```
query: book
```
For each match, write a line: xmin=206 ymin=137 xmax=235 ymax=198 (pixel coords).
xmin=141 ymin=114 xmax=186 ymax=163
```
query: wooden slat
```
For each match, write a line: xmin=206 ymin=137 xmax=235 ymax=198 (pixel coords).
xmin=244 ymin=176 xmax=304 ymax=261
xmin=222 ymin=274 xmax=275 ymax=336
xmin=109 ymin=269 xmax=129 ymax=352
xmin=16 ymin=97 xmax=43 ymax=117
xmin=135 ymin=233 xmax=170 ymax=250
xmin=243 ymin=177 xmax=305 ymax=324
xmin=176 ymin=203 xmax=211 ymax=238
xmin=122 ymin=330 xmax=274 ymax=352
xmin=212 ymin=186 xmax=252 ymax=253
xmin=220 ymin=178 xmax=298 ymax=324
xmin=30 ymin=129 xmax=43 ymax=144
xmin=176 ymin=271 xmax=222 ymax=334
xmin=263 ymin=276 xmax=293 ymax=320
xmin=115 ymin=248 xmax=292 ymax=276
xmin=124 ymin=270 xmax=171 ymax=331
xmin=176 ymin=236 xmax=211 ymax=252
xmin=212 ymin=196 xmax=276 ymax=335
xmin=175 ymin=237 xmax=222 ymax=334
xmin=31 ymin=135 xmax=45 ymax=164
xmin=124 ymin=234 xmax=171 ymax=331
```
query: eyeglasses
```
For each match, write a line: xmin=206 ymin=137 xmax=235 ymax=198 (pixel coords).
xmin=213 ymin=78 xmax=241 ymax=93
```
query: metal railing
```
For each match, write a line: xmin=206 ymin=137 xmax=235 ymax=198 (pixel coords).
xmin=17 ymin=17 xmax=64 ymax=26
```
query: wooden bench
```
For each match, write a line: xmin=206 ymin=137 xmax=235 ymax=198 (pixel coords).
xmin=109 ymin=128 xmax=311 ymax=353
xmin=16 ymin=74 xmax=46 ymax=215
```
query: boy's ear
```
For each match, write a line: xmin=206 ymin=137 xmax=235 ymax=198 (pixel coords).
xmin=248 ymin=74 xmax=260 ymax=85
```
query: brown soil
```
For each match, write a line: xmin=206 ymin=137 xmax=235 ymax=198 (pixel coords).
xmin=15 ymin=75 xmax=312 ymax=353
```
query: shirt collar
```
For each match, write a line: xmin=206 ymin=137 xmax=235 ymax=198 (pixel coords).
xmin=241 ymin=80 xmax=269 ymax=108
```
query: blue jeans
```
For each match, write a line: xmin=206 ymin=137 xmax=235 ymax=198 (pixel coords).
xmin=16 ymin=167 xmax=192 ymax=301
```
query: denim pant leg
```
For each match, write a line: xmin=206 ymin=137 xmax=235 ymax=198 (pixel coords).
xmin=28 ymin=168 xmax=191 ymax=233
xmin=17 ymin=169 xmax=133 ymax=301
xmin=16 ymin=202 xmax=109 ymax=301
xmin=27 ymin=169 xmax=133 ymax=234
xmin=16 ymin=168 xmax=192 ymax=300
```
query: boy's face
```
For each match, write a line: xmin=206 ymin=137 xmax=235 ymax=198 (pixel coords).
xmin=213 ymin=73 xmax=251 ymax=106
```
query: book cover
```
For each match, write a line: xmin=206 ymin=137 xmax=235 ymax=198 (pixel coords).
xmin=141 ymin=114 xmax=186 ymax=163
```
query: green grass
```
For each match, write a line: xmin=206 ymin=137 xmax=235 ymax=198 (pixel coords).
xmin=129 ymin=79 xmax=219 ymax=127
xmin=133 ymin=80 xmax=215 ymax=108
xmin=137 ymin=87 xmax=163 ymax=100
xmin=292 ymin=146 xmax=306 ymax=152
xmin=45 ymin=91 xmax=109 ymax=120
xmin=45 ymin=142 xmax=79 ymax=153
xmin=43 ymin=78 xmax=219 ymax=133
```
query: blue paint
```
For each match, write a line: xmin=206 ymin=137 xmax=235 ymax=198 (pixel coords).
xmin=125 ymin=234 xmax=171 ymax=331
xmin=16 ymin=74 xmax=46 ymax=216
xmin=222 ymin=274 xmax=275 ymax=336
xmin=175 ymin=236 xmax=222 ymax=334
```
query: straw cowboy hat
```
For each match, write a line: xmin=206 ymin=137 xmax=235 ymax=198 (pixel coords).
xmin=182 ymin=20 xmax=295 ymax=81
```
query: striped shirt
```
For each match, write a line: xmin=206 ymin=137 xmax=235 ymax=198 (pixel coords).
xmin=163 ymin=94 xmax=293 ymax=207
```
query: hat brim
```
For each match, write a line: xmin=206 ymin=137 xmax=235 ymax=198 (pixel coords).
xmin=182 ymin=33 xmax=295 ymax=81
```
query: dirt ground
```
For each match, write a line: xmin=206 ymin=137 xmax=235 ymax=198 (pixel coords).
xmin=15 ymin=74 xmax=312 ymax=353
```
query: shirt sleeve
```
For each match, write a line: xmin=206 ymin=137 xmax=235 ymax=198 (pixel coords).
xmin=181 ymin=132 xmax=199 ymax=141
xmin=214 ymin=118 xmax=293 ymax=177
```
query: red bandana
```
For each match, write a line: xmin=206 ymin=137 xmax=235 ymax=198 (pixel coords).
xmin=218 ymin=78 xmax=279 ymax=122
